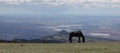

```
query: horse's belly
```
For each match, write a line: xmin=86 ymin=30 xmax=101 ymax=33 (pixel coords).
xmin=73 ymin=35 xmax=79 ymax=37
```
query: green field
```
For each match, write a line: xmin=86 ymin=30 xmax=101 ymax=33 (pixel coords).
xmin=0 ymin=42 xmax=120 ymax=53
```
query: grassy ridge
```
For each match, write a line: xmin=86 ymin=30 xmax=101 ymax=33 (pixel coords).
xmin=0 ymin=42 xmax=120 ymax=53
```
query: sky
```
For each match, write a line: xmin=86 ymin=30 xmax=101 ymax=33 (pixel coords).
xmin=0 ymin=0 xmax=120 ymax=16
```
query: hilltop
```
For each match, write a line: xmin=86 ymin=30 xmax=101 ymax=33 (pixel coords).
xmin=0 ymin=42 xmax=120 ymax=53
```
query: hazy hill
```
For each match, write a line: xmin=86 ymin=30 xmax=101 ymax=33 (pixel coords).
xmin=41 ymin=30 xmax=116 ymax=43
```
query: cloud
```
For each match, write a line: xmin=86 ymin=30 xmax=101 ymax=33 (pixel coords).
xmin=90 ymin=33 xmax=110 ymax=38
xmin=0 ymin=0 xmax=31 ymax=4
xmin=0 ymin=0 xmax=120 ymax=8
xmin=44 ymin=24 xmax=82 ymax=31
xmin=111 ymin=0 xmax=120 ymax=3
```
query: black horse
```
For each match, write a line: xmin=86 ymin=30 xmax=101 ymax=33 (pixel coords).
xmin=69 ymin=30 xmax=85 ymax=43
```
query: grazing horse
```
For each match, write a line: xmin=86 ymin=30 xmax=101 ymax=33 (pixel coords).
xmin=69 ymin=30 xmax=85 ymax=43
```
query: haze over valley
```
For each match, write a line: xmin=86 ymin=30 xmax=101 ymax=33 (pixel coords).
xmin=0 ymin=16 xmax=120 ymax=41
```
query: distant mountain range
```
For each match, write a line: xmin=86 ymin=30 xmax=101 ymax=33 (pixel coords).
xmin=40 ymin=30 xmax=117 ymax=43
xmin=0 ymin=30 xmax=117 ymax=43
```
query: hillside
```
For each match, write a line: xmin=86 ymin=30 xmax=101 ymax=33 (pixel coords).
xmin=0 ymin=42 xmax=120 ymax=53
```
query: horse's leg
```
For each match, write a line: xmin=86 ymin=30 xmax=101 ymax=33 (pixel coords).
xmin=78 ymin=36 xmax=81 ymax=43
xmin=81 ymin=35 xmax=85 ymax=43
xmin=69 ymin=36 xmax=72 ymax=43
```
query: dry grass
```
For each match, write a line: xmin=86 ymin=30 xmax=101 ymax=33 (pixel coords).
xmin=0 ymin=42 xmax=120 ymax=53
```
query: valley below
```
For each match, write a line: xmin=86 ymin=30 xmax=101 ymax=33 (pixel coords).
xmin=0 ymin=16 xmax=120 ymax=42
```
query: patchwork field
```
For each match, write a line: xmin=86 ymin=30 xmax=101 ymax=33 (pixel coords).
xmin=0 ymin=42 xmax=120 ymax=53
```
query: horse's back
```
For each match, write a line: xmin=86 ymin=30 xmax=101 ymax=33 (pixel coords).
xmin=69 ymin=32 xmax=81 ymax=37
